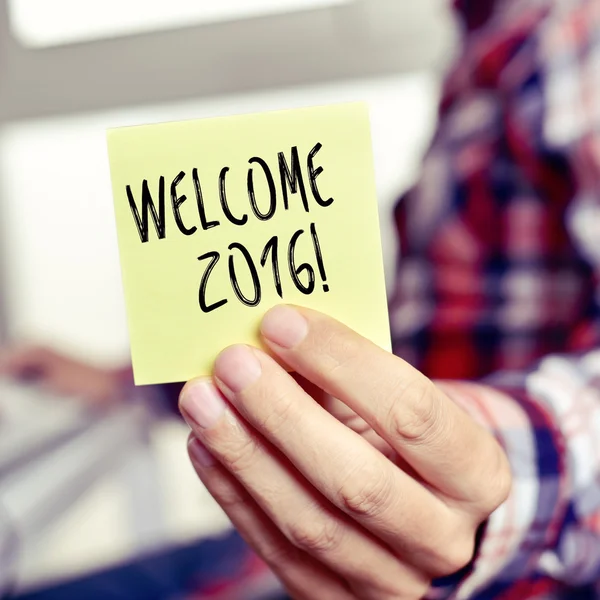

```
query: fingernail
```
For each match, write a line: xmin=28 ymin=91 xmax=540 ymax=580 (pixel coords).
xmin=180 ymin=381 xmax=226 ymax=429
xmin=188 ymin=437 xmax=215 ymax=467
xmin=261 ymin=306 xmax=308 ymax=349
xmin=214 ymin=345 xmax=262 ymax=393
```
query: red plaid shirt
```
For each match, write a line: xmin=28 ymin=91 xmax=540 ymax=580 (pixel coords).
xmin=389 ymin=0 xmax=600 ymax=597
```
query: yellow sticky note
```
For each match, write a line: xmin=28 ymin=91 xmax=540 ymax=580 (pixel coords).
xmin=107 ymin=103 xmax=390 ymax=385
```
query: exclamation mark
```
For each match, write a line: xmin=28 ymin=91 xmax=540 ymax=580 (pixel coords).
xmin=310 ymin=223 xmax=329 ymax=292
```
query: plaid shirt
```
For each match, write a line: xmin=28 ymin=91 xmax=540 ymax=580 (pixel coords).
xmin=390 ymin=0 xmax=600 ymax=598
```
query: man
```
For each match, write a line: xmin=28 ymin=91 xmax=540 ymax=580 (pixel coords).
xmin=179 ymin=0 xmax=600 ymax=597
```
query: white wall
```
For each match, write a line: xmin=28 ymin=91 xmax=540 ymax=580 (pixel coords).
xmin=0 ymin=73 xmax=441 ymax=365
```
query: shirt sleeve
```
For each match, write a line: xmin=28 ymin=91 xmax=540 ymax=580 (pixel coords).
xmin=427 ymin=353 xmax=600 ymax=599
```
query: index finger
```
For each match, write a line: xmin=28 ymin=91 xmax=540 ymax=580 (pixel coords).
xmin=260 ymin=305 xmax=508 ymax=512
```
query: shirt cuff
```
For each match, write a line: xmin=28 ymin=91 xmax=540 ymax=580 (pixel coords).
xmin=425 ymin=381 xmax=568 ymax=599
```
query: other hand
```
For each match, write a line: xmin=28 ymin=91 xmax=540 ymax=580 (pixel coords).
xmin=0 ymin=345 xmax=130 ymax=406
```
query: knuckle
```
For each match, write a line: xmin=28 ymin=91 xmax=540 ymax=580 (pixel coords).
xmin=258 ymin=387 xmax=298 ymax=436
xmin=388 ymin=380 xmax=442 ymax=444
xmin=286 ymin=515 xmax=343 ymax=555
xmin=481 ymin=449 xmax=512 ymax=514
xmin=424 ymin=518 xmax=477 ymax=577
xmin=338 ymin=465 xmax=393 ymax=519
xmin=436 ymin=535 xmax=476 ymax=576
xmin=314 ymin=328 xmax=362 ymax=379
xmin=259 ymin=538 xmax=298 ymax=568
xmin=206 ymin=477 xmax=247 ymax=513
xmin=216 ymin=431 xmax=261 ymax=475
xmin=207 ymin=481 xmax=246 ymax=514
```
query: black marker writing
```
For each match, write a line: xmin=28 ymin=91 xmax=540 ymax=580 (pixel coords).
xmin=288 ymin=229 xmax=315 ymax=295
xmin=171 ymin=171 xmax=197 ymax=236
xmin=247 ymin=157 xmax=277 ymax=221
xmin=219 ymin=167 xmax=248 ymax=226
xmin=126 ymin=143 xmax=333 ymax=242
xmin=197 ymin=251 xmax=228 ymax=313
xmin=228 ymin=242 xmax=262 ymax=307
xmin=260 ymin=236 xmax=282 ymax=299
xmin=126 ymin=142 xmax=335 ymax=313
xmin=197 ymin=223 xmax=329 ymax=312
xmin=308 ymin=143 xmax=334 ymax=207
xmin=310 ymin=222 xmax=329 ymax=292
xmin=279 ymin=146 xmax=309 ymax=212
xmin=127 ymin=177 xmax=166 ymax=243
xmin=193 ymin=168 xmax=220 ymax=230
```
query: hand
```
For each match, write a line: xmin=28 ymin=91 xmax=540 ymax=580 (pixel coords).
xmin=179 ymin=306 xmax=511 ymax=599
xmin=0 ymin=345 xmax=130 ymax=406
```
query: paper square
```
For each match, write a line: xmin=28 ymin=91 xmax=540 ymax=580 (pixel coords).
xmin=107 ymin=103 xmax=389 ymax=385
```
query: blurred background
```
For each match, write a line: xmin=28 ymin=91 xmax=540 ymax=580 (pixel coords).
xmin=0 ymin=0 xmax=457 ymax=597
